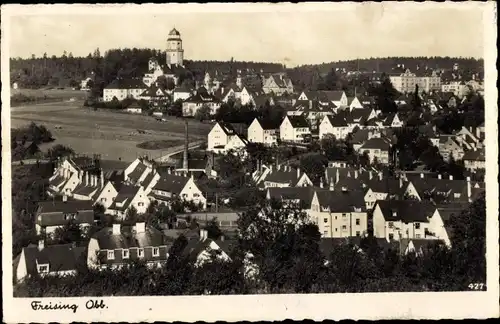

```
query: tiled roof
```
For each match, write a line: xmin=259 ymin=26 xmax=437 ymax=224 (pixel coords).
xmin=108 ymin=185 xmax=140 ymax=211
xmin=163 ymin=64 xmax=187 ymax=75
xmin=375 ymin=200 xmax=436 ymax=223
xmin=18 ymin=244 xmax=86 ymax=279
xmin=255 ymin=118 xmax=280 ymax=130
xmin=462 ymin=149 xmax=485 ymax=161
xmin=93 ymin=225 xmax=170 ymax=250
xmin=153 ymin=174 xmax=190 ymax=195
xmin=266 ymin=186 xmax=320 ymax=209
xmin=140 ymin=84 xmax=169 ymax=98
xmin=359 ymin=137 xmax=391 ymax=151
xmin=264 ymin=168 xmax=305 ymax=186
xmin=286 ymin=115 xmax=309 ymax=128
xmin=315 ymin=190 xmax=366 ymax=212
xmin=128 ymin=162 xmax=148 ymax=184
xmin=105 ymin=78 xmax=147 ymax=90
xmin=37 ymin=200 xmax=93 ymax=214
xmin=49 ymin=174 xmax=66 ymax=188
xmin=325 ymin=114 xmax=349 ymax=127
xmin=184 ymin=92 xmax=220 ymax=103
xmin=72 ymin=184 xmax=99 ymax=197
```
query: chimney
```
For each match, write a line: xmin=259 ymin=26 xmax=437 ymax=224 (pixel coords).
xmin=438 ymin=174 xmax=442 ymax=180
xmin=112 ymin=223 xmax=121 ymax=235
xmin=86 ymin=172 xmax=90 ymax=186
xmin=183 ymin=120 xmax=189 ymax=171
xmin=297 ymin=168 xmax=301 ymax=179
xmin=62 ymin=194 xmax=67 ymax=202
xmin=378 ymin=172 xmax=383 ymax=181
xmin=399 ymin=176 xmax=403 ymax=188
xmin=220 ymin=234 xmax=225 ymax=242
xmin=347 ymin=171 xmax=351 ymax=178
xmin=78 ymin=170 xmax=83 ymax=183
xmin=449 ymin=175 xmax=453 ymax=180
xmin=329 ymin=179 xmax=334 ymax=191
xmin=369 ymin=170 xmax=373 ymax=180
xmin=38 ymin=240 xmax=44 ymax=251
xmin=467 ymin=176 xmax=472 ymax=202
xmin=354 ymin=170 xmax=358 ymax=179
xmin=336 ymin=169 xmax=340 ymax=184
xmin=320 ymin=178 xmax=324 ymax=188
xmin=135 ymin=222 xmax=146 ymax=234
xmin=100 ymin=170 xmax=104 ymax=187
xmin=420 ymin=173 xmax=424 ymax=179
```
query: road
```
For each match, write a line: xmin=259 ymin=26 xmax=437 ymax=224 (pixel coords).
xmin=155 ymin=141 xmax=204 ymax=162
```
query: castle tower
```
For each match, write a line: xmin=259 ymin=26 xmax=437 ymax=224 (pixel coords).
xmin=166 ymin=28 xmax=184 ymax=67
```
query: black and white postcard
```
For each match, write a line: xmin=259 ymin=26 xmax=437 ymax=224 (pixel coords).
xmin=1 ymin=2 xmax=498 ymax=322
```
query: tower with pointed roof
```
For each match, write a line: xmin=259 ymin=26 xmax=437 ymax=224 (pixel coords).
xmin=166 ymin=28 xmax=184 ymax=67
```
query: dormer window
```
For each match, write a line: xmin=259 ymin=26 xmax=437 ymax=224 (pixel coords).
xmin=38 ymin=264 xmax=49 ymax=273
xmin=152 ymin=247 xmax=159 ymax=257
xmin=107 ymin=250 xmax=115 ymax=260
xmin=122 ymin=249 xmax=130 ymax=259
xmin=138 ymin=248 xmax=144 ymax=258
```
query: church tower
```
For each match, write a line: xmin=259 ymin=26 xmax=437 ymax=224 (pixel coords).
xmin=166 ymin=28 xmax=184 ymax=66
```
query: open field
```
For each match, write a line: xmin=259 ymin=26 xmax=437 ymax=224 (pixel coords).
xmin=11 ymin=100 xmax=212 ymax=162
xmin=11 ymin=88 xmax=88 ymax=99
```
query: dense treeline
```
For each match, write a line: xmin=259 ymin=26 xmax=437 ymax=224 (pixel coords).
xmin=10 ymin=49 xmax=284 ymax=90
xmin=14 ymin=193 xmax=485 ymax=296
xmin=287 ymin=56 xmax=484 ymax=92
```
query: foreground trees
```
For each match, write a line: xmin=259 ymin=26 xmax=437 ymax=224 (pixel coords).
xmin=14 ymin=193 xmax=486 ymax=296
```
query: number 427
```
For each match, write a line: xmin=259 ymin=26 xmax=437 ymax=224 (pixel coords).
xmin=468 ymin=283 xmax=486 ymax=290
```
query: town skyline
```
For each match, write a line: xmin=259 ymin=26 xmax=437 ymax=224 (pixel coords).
xmin=7 ymin=4 xmax=484 ymax=67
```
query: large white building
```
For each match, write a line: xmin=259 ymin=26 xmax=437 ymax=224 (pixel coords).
xmin=389 ymin=69 xmax=441 ymax=94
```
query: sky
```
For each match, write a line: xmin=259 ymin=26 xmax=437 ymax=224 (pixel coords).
xmin=6 ymin=3 xmax=486 ymax=67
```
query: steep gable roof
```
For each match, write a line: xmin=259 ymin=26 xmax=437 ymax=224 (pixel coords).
xmin=153 ymin=174 xmax=190 ymax=195
xmin=359 ymin=137 xmax=391 ymax=151
xmin=315 ymin=190 xmax=366 ymax=212
xmin=19 ymin=244 xmax=86 ymax=278
xmin=286 ymin=115 xmax=309 ymax=128
xmin=375 ymin=200 xmax=436 ymax=223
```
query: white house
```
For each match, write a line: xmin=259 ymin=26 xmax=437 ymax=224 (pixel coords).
xmin=382 ymin=112 xmax=404 ymax=128
xmin=103 ymin=78 xmax=148 ymax=102
xmin=357 ymin=137 xmax=392 ymax=164
xmin=149 ymin=172 xmax=207 ymax=209
xmin=262 ymin=74 xmax=294 ymax=95
xmin=14 ymin=241 xmax=86 ymax=283
xmin=372 ymin=200 xmax=450 ymax=247
xmin=257 ymin=165 xmax=313 ymax=189
xmin=297 ymin=90 xmax=348 ymax=108
xmin=247 ymin=118 xmax=279 ymax=146
xmin=309 ymin=189 xmax=368 ymax=238
xmin=34 ymin=200 xmax=94 ymax=236
xmin=279 ymin=115 xmax=311 ymax=143
xmin=172 ymin=86 xmax=193 ymax=102
xmin=94 ymin=180 xmax=120 ymax=210
xmin=106 ymin=185 xmax=150 ymax=219
xmin=87 ymin=222 xmax=170 ymax=270
xmin=319 ymin=114 xmax=350 ymax=140
xmin=207 ymin=122 xmax=246 ymax=153
xmin=348 ymin=96 xmax=364 ymax=110
xmin=182 ymin=92 xmax=221 ymax=117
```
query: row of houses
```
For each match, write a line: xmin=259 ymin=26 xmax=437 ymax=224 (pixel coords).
xmin=46 ymin=156 xmax=208 ymax=226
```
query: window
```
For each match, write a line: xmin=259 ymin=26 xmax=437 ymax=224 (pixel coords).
xmin=342 ymin=225 xmax=347 ymax=231
xmin=342 ymin=213 xmax=347 ymax=217
xmin=194 ymin=193 xmax=199 ymax=198
xmin=323 ymin=218 xmax=328 ymax=223
xmin=107 ymin=250 xmax=115 ymax=260
xmin=323 ymin=231 xmax=328 ymax=236
xmin=335 ymin=228 xmax=338 ymax=232
xmin=122 ymin=249 xmax=130 ymax=259
xmin=356 ymin=231 xmax=361 ymax=237
xmin=101 ymin=198 xmax=107 ymax=202
xmin=38 ymin=264 xmax=49 ymax=273
xmin=138 ymin=248 xmax=144 ymax=258
xmin=389 ymin=233 xmax=394 ymax=240
xmin=416 ymin=234 xmax=421 ymax=238
xmin=138 ymin=202 xmax=144 ymax=207
xmin=415 ymin=223 xmax=421 ymax=229
xmin=152 ymin=247 xmax=159 ymax=257
xmin=355 ymin=218 xmax=360 ymax=225
xmin=388 ymin=222 xmax=394 ymax=229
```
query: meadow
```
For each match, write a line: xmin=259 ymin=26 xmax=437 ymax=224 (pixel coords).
xmin=10 ymin=94 xmax=212 ymax=162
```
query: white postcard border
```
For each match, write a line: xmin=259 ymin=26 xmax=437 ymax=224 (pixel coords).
xmin=1 ymin=2 xmax=498 ymax=322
